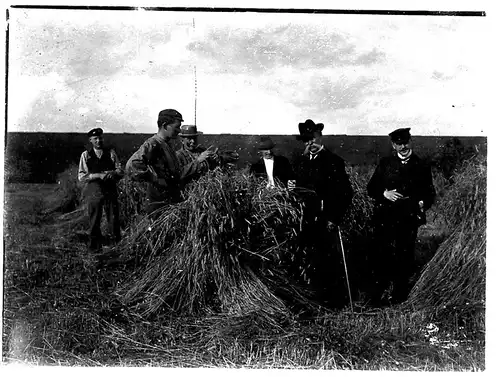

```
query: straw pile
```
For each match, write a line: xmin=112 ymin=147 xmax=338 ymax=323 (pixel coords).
xmin=114 ymin=168 xmax=315 ymax=318
xmin=44 ymin=165 xmax=82 ymax=214
xmin=407 ymin=155 xmax=486 ymax=319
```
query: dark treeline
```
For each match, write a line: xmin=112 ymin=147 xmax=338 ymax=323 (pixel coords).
xmin=4 ymin=132 xmax=487 ymax=183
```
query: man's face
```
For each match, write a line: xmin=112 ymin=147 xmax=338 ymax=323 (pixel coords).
xmin=392 ymin=139 xmax=412 ymax=157
xmin=165 ymin=120 xmax=182 ymax=139
xmin=182 ymin=136 xmax=198 ymax=151
xmin=258 ymin=149 xmax=273 ymax=159
xmin=303 ymin=135 xmax=322 ymax=154
xmin=89 ymin=135 xmax=103 ymax=149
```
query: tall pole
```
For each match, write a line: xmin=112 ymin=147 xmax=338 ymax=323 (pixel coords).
xmin=193 ymin=17 xmax=197 ymax=127
xmin=338 ymin=226 xmax=354 ymax=313
xmin=194 ymin=65 xmax=197 ymax=127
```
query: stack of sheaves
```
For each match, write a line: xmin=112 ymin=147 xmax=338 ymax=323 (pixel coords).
xmin=113 ymin=168 xmax=318 ymax=319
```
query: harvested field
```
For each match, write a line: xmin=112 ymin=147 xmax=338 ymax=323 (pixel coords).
xmin=2 ymin=161 xmax=486 ymax=369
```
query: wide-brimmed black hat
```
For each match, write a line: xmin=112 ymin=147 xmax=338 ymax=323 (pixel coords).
xmin=296 ymin=119 xmax=324 ymax=141
xmin=389 ymin=128 xmax=411 ymax=144
xmin=257 ymin=136 xmax=275 ymax=150
xmin=179 ymin=125 xmax=202 ymax=137
xmin=87 ymin=128 xmax=103 ymax=138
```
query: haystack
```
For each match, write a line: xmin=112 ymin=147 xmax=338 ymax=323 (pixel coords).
xmin=407 ymin=155 xmax=486 ymax=320
xmin=114 ymin=168 xmax=316 ymax=318
xmin=44 ymin=165 xmax=82 ymax=214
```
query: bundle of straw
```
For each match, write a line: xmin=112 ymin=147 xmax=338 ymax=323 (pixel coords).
xmin=407 ymin=155 xmax=486 ymax=318
xmin=114 ymin=168 xmax=314 ymax=317
xmin=44 ymin=165 xmax=82 ymax=214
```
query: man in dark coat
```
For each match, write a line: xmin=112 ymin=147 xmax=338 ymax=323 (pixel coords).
xmin=78 ymin=127 xmax=124 ymax=251
xmin=367 ymin=127 xmax=436 ymax=305
xmin=250 ymin=136 xmax=295 ymax=188
xmin=293 ymin=119 xmax=353 ymax=308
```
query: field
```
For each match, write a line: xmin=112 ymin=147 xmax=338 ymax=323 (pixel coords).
xmin=1 ymin=137 xmax=487 ymax=369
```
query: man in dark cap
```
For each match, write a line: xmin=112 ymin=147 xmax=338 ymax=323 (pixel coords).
xmin=250 ymin=136 xmax=295 ymax=188
xmin=367 ymin=127 xmax=436 ymax=305
xmin=293 ymin=119 xmax=353 ymax=308
xmin=126 ymin=109 xmax=184 ymax=215
xmin=78 ymin=127 xmax=124 ymax=251
xmin=176 ymin=124 xmax=219 ymax=185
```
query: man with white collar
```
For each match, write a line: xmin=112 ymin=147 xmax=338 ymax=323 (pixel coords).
xmin=78 ymin=127 xmax=124 ymax=251
xmin=250 ymin=136 xmax=294 ymax=189
xmin=293 ymin=119 xmax=353 ymax=309
xmin=367 ymin=127 xmax=436 ymax=305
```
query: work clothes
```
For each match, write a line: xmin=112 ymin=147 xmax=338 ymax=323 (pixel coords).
xmin=78 ymin=147 xmax=123 ymax=250
xmin=125 ymin=134 xmax=182 ymax=215
xmin=176 ymin=145 xmax=219 ymax=185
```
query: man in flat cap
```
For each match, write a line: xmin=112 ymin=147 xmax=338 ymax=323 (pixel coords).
xmin=176 ymin=125 xmax=219 ymax=186
xmin=78 ymin=127 xmax=124 ymax=251
xmin=250 ymin=136 xmax=295 ymax=189
xmin=293 ymin=119 xmax=353 ymax=308
xmin=126 ymin=109 xmax=184 ymax=215
xmin=367 ymin=127 xmax=436 ymax=305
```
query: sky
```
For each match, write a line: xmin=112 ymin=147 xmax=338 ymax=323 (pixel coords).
xmin=6 ymin=6 xmax=491 ymax=136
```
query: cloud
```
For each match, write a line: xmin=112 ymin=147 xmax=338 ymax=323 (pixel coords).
xmin=189 ymin=23 xmax=385 ymax=74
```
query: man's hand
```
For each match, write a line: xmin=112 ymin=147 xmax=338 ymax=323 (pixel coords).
xmin=383 ymin=189 xmax=404 ymax=202
xmin=103 ymin=171 xmax=115 ymax=180
xmin=287 ymin=179 xmax=296 ymax=190
xmin=197 ymin=150 xmax=214 ymax=163
xmin=156 ymin=177 xmax=168 ymax=188
xmin=327 ymin=221 xmax=337 ymax=231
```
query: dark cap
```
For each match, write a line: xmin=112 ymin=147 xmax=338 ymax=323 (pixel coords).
xmin=257 ymin=136 xmax=275 ymax=150
xmin=296 ymin=119 xmax=324 ymax=141
xmin=389 ymin=128 xmax=411 ymax=144
xmin=87 ymin=128 xmax=103 ymax=138
xmin=158 ymin=109 xmax=184 ymax=127
xmin=179 ymin=125 xmax=202 ymax=137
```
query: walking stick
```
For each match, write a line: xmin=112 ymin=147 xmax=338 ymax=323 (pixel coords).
xmin=338 ymin=226 xmax=354 ymax=313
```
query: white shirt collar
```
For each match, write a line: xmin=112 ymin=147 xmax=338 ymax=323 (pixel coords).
xmin=309 ymin=145 xmax=324 ymax=160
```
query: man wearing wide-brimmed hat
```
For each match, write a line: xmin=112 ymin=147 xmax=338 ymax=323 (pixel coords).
xmin=176 ymin=124 xmax=219 ymax=185
xmin=126 ymin=109 xmax=184 ymax=215
xmin=78 ymin=126 xmax=124 ymax=251
xmin=250 ymin=136 xmax=295 ymax=189
xmin=293 ymin=119 xmax=353 ymax=308
xmin=367 ymin=127 xmax=436 ymax=305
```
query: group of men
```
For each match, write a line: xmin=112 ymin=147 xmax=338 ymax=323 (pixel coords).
xmin=77 ymin=108 xmax=435 ymax=307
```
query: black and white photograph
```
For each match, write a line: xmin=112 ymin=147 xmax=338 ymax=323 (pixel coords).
xmin=1 ymin=1 xmax=494 ymax=371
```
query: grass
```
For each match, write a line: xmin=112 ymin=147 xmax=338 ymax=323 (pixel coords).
xmin=2 ymin=162 xmax=486 ymax=369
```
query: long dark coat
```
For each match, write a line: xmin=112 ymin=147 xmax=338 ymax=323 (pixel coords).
xmin=366 ymin=152 xmax=436 ymax=303
xmin=295 ymin=148 xmax=353 ymax=225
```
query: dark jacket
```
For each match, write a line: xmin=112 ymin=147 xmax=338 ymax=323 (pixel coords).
xmin=250 ymin=155 xmax=295 ymax=187
xmin=295 ymin=148 xmax=353 ymax=225
xmin=367 ymin=153 xmax=436 ymax=226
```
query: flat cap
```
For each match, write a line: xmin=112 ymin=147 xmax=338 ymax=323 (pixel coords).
xmin=389 ymin=128 xmax=411 ymax=143
xmin=87 ymin=127 xmax=103 ymax=137
xmin=158 ymin=109 xmax=184 ymax=126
